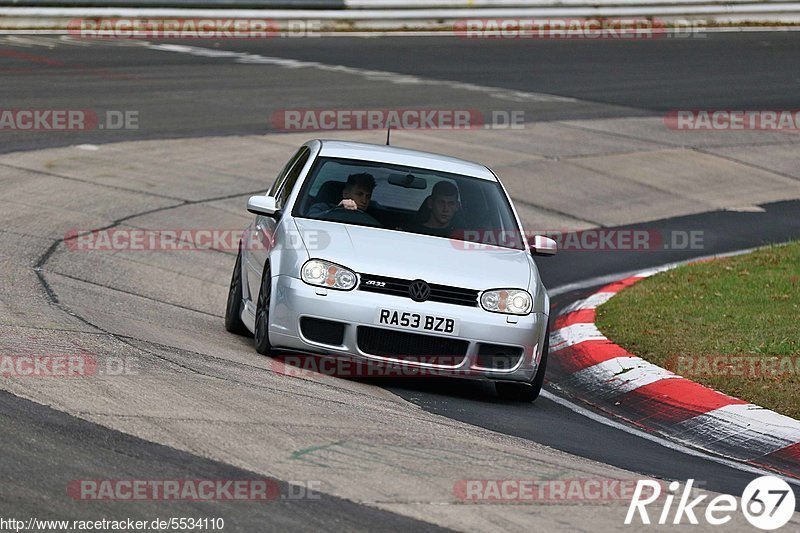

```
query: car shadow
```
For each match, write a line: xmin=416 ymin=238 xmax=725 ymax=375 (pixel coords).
xmin=269 ymin=352 xmax=537 ymax=406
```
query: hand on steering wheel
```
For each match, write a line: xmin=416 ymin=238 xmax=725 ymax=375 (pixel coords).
xmin=327 ymin=203 xmax=382 ymax=227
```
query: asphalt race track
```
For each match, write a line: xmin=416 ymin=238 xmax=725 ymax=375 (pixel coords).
xmin=3 ymin=32 xmax=800 ymax=154
xmin=1 ymin=32 xmax=800 ymax=531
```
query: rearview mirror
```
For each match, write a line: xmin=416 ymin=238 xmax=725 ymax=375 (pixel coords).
xmin=388 ymin=173 xmax=427 ymax=189
xmin=247 ymin=195 xmax=280 ymax=217
xmin=530 ymin=235 xmax=557 ymax=257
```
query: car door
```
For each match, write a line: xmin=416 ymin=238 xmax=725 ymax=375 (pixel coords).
xmin=245 ymin=146 xmax=312 ymax=301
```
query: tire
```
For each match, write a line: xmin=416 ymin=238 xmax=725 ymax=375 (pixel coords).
xmin=224 ymin=245 xmax=250 ymax=336
xmin=253 ymin=262 xmax=274 ymax=355
xmin=495 ymin=323 xmax=550 ymax=402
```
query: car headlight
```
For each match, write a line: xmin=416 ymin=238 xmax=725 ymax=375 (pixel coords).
xmin=480 ymin=289 xmax=532 ymax=315
xmin=301 ymin=259 xmax=357 ymax=291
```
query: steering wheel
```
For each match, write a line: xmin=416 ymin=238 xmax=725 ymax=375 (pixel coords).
xmin=326 ymin=207 xmax=383 ymax=227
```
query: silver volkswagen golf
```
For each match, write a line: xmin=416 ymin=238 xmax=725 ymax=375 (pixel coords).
xmin=225 ymin=140 xmax=556 ymax=401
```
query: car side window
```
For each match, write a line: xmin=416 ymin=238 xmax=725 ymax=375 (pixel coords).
xmin=268 ymin=147 xmax=306 ymax=198
xmin=275 ymin=147 xmax=310 ymax=209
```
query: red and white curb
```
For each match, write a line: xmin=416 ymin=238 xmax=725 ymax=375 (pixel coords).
xmin=549 ymin=267 xmax=800 ymax=479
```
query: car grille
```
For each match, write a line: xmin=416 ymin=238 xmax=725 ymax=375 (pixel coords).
xmin=358 ymin=273 xmax=478 ymax=307
xmin=357 ymin=326 xmax=468 ymax=366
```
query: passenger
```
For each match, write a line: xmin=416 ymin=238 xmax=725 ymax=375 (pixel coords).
xmin=308 ymin=173 xmax=376 ymax=216
xmin=409 ymin=181 xmax=461 ymax=238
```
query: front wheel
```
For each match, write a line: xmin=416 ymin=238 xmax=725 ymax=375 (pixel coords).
xmin=495 ymin=324 xmax=549 ymax=402
xmin=254 ymin=262 xmax=274 ymax=355
xmin=224 ymin=245 xmax=250 ymax=336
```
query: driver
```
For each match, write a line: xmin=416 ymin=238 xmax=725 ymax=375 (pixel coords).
xmin=308 ymin=173 xmax=376 ymax=216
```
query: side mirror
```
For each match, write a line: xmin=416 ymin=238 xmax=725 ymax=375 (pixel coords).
xmin=530 ymin=235 xmax=557 ymax=257
xmin=247 ymin=195 xmax=280 ymax=217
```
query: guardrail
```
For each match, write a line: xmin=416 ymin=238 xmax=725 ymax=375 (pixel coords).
xmin=1 ymin=0 xmax=799 ymax=6
xmin=344 ymin=0 xmax=800 ymax=7
xmin=1 ymin=0 xmax=800 ymax=28
xmin=0 ymin=0 xmax=344 ymax=7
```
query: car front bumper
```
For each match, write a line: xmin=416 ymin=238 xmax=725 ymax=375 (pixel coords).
xmin=267 ymin=275 xmax=548 ymax=383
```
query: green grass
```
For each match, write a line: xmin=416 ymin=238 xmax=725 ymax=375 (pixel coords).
xmin=595 ymin=242 xmax=800 ymax=419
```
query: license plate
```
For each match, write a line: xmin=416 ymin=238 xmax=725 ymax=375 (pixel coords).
xmin=374 ymin=309 xmax=459 ymax=335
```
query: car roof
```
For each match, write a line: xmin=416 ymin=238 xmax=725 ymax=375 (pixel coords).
xmin=315 ymin=140 xmax=497 ymax=181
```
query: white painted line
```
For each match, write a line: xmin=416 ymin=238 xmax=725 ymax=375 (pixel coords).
xmin=541 ymin=390 xmax=800 ymax=487
xmin=548 ymin=247 xmax=756 ymax=297
xmin=631 ymin=265 xmax=672 ymax=278
xmin=725 ymin=205 xmax=767 ymax=213
xmin=144 ymin=42 xmax=574 ymax=104
xmin=558 ymin=291 xmax=616 ymax=314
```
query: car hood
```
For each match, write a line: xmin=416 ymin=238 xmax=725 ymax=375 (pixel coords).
xmin=293 ymin=218 xmax=533 ymax=290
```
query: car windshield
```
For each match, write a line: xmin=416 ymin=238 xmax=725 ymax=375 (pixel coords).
xmin=292 ymin=157 xmax=525 ymax=250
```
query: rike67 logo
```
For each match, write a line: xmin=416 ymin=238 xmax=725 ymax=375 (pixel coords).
xmin=626 ymin=477 xmax=796 ymax=530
